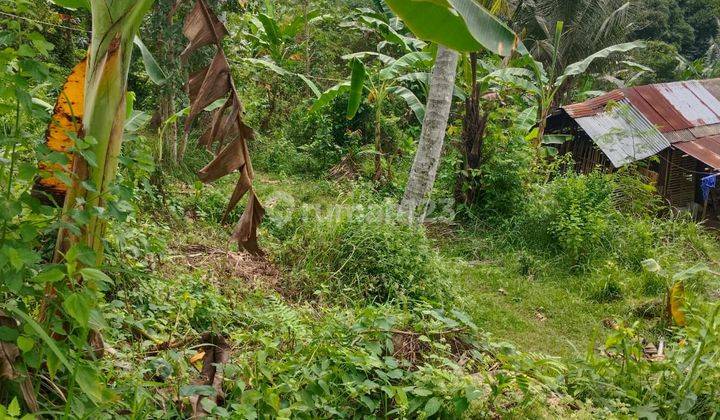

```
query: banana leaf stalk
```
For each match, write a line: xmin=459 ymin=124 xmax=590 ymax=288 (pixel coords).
xmin=54 ymin=0 xmax=155 ymax=264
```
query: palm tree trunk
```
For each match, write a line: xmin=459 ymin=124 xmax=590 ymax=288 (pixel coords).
xmin=399 ymin=45 xmax=458 ymax=222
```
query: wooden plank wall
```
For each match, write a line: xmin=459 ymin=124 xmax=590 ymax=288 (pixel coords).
xmin=663 ymin=149 xmax=696 ymax=208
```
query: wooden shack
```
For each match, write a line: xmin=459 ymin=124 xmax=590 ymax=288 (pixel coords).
xmin=547 ymin=79 xmax=720 ymax=221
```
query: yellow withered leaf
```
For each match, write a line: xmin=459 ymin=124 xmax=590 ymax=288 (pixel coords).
xmin=668 ymin=282 xmax=686 ymax=327
xmin=189 ymin=351 xmax=206 ymax=364
xmin=37 ymin=58 xmax=86 ymax=198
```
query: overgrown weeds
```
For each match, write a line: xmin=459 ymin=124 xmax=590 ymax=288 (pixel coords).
xmin=274 ymin=201 xmax=449 ymax=306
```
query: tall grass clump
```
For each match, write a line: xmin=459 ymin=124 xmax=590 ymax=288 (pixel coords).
xmin=274 ymin=202 xmax=447 ymax=305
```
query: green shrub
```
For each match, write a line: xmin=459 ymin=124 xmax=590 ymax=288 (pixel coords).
xmin=563 ymin=302 xmax=720 ymax=418
xmin=591 ymin=278 xmax=624 ymax=303
xmin=614 ymin=216 xmax=655 ymax=270
xmin=526 ymin=172 xmax=617 ymax=265
xmin=612 ymin=167 xmax=663 ymax=217
xmin=275 ymin=203 xmax=447 ymax=305
xmin=641 ymin=272 xmax=667 ymax=296
xmin=179 ymin=179 xmax=240 ymax=223
xmin=250 ymin=133 xmax=321 ymax=175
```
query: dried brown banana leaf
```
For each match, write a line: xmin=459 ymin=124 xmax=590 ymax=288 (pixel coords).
xmin=182 ymin=0 xmax=264 ymax=254
xmin=187 ymin=65 xmax=210 ymax=104
xmin=198 ymin=137 xmax=247 ymax=183
xmin=187 ymin=333 xmax=230 ymax=417
xmin=222 ymin=166 xmax=252 ymax=222
xmin=198 ymin=98 xmax=232 ymax=149
xmin=180 ymin=0 xmax=228 ymax=61
xmin=0 ymin=311 xmax=38 ymax=412
xmin=185 ymin=52 xmax=232 ymax=131
xmin=232 ymin=193 xmax=265 ymax=254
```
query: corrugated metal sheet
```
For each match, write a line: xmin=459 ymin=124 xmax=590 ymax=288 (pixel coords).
xmin=557 ymin=78 xmax=720 ymax=169
xmin=683 ymin=81 xmax=720 ymax=120
xmin=690 ymin=123 xmax=720 ymax=139
xmin=655 ymin=82 xmax=720 ymax=126
xmin=574 ymin=99 xmax=670 ymax=167
xmin=664 ymin=129 xmax=696 ymax=144
xmin=674 ymin=136 xmax=720 ymax=170
xmin=703 ymin=79 xmax=720 ymax=100
xmin=624 ymin=88 xmax=673 ymax=132
xmin=635 ymin=85 xmax=694 ymax=131
xmin=564 ymin=90 xmax=625 ymax=118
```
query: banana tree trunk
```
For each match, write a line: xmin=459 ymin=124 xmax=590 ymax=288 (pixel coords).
xmin=160 ymin=92 xmax=178 ymax=164
xmin=373 ymin=94 xmax=384 ymax=182
xmin=399 ymin=45 xmax=459 ymax=222
xmin=177 ymin=68 xmax=191 ymax=162
xmin=54 ymin=0 xmax=155 ymax=265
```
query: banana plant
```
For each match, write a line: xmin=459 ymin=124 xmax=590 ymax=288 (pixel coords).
xmin=383 ymin=0 xmax=526 ymax=56
xmin=50 ymin=0 xmax=156 ymax=265
xmin=484 ymin=22 xmax=646 ymax=148
xmin=311 ymin=51 xmax=432 ymax=182
xmin=239 ymin=10 xmax=328 ymax=129
xmin=242 ymin=9 xmax=330 ymax=66
xmin=341 ymin=7 xmax=426 ymax=54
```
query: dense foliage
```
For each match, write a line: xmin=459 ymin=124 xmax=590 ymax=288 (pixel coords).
xmin=2 ymin=0 xmax=719 ymax=418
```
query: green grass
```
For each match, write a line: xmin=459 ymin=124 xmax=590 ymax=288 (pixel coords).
xmin=161 ymin=171 xmax=718 ymax=359
xmin=96 ymin=168 xmax=720 ymax=417
xmin=450 ymin=260 xmax=628 ymax=356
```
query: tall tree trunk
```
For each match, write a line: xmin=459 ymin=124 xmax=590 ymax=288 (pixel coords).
xmin=399 ymin=45 xmax=459 ymax=222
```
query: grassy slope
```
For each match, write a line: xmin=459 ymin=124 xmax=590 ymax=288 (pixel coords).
xmin=165 ymin=171 xmax=720 ymax=359
xmin=448 ymin=255 xmax=627 ymax=357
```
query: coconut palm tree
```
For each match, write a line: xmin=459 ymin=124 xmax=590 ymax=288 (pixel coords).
xmin=512 ymin=0 xmax=635 ymax=77
xmin=384 ymin=0 xmax=523 ymax=222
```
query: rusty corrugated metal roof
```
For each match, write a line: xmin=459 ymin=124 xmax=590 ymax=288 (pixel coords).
xmin=556 ymin=78 xmax=720 ymax=169
xmin=574 ymin=99 xmax=670 ymax=167
xmin=674 ymin=136 xmax=720 ymax=170
xmin=624 ymin=88 xmax=674 ymax=132
xmin=564 ymin=91 xmax=625 ymax=118
xmin=655 ymin=81 xmax=720 ymax=126
xmin=635 ymin=85 xmax=693 ymax=131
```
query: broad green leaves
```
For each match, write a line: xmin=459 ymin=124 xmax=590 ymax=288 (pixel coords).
xmin=63 ymin=292 xmax=93 ymax=329
xmin=557 ymin=41 xmax=647 ymax=86
xmin=347 ymin=59 xmax=367 ymax=119
xmin=314 ymin=49 xmax=431 ymax=122
xmin=49 ymin=0 xmax=90 ymax=10
xmin=384 ymin=0 xmax=524 ymax=55
xmin=447 ymin=0 xmax=526 ymax=55
xmin=387 ymin=86 xmax=425 ymax=122
xmin=342 ymin=51 xmax=395 ymax=66
xmin=124 ymin=110 xmax=151 ymax=133
xmin=310 ymin=82 xmax=350 ymax=114
xmin=242 ymin=58 xmax=321 ymax=98
xmin=379 ymin=52 xmax=432 ymax=80
xmin=133 ymin=36 xmax=167 ymax=85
